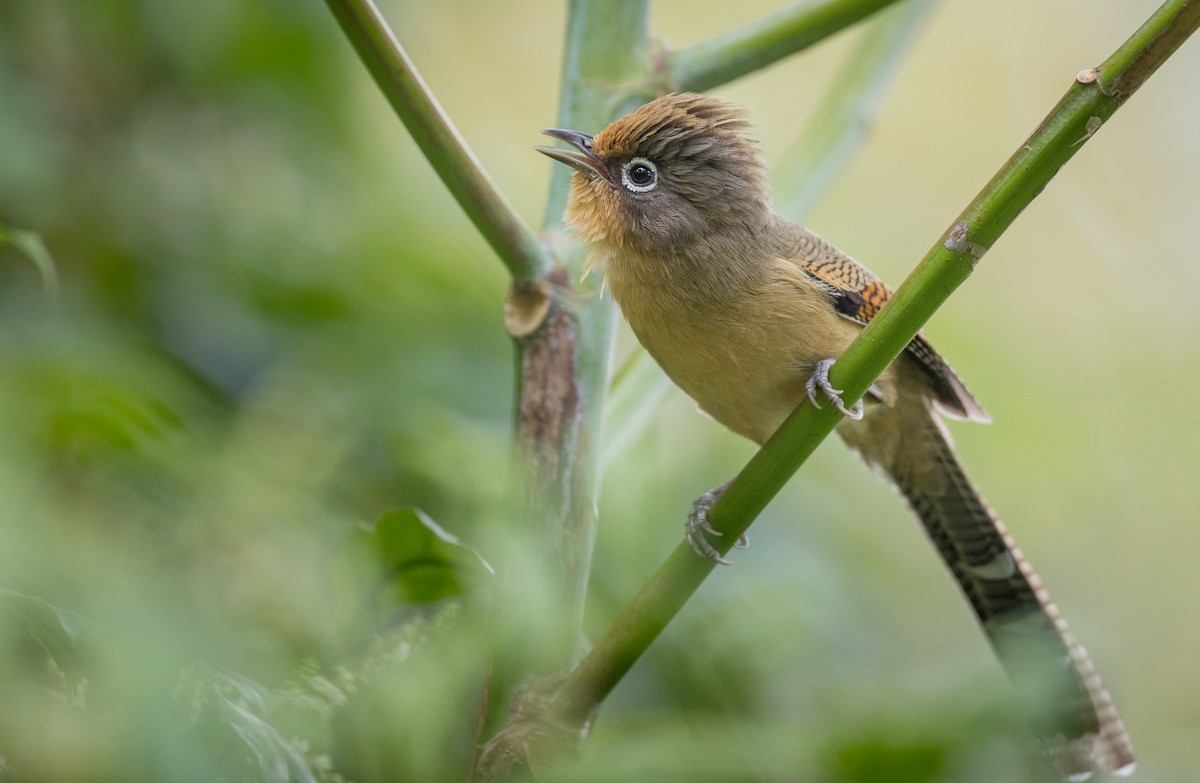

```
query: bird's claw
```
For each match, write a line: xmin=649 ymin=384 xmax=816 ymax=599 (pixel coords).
xmin=805 ymin=358 xmax=863 ymax=420
xmin=686 ymin=492 xmax=729 ymax=565
xmin=685 ymin=491 xmax=747 ymax=565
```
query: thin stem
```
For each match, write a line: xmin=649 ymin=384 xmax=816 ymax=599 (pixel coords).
xmin=548 ymin=0 xmax=1200 ymax=727
xmin=773 ymin=0 xmax=934 ymax=220
xmin=669 ymin=0 xmax=906 ymax=93
xmin=323 ymin=0 xmax=549 ymax=282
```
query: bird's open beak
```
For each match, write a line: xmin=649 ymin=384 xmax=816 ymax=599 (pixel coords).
xmin=535 ymin=128 xmax=612 ymax=184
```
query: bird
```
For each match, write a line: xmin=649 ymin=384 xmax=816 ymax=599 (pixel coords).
xmin=535 ymin=92 xmax=1134 ymax=780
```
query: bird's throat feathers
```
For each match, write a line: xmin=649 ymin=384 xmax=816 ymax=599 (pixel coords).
xmin=565 ymin=172 xmax=779 ymax=301
xmin=571 ymin=198 xmax=781 ymax=309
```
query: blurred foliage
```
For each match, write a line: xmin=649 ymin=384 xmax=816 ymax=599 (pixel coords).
xmin=0 ymin=224 xmax=58 ymax=297
xmin=334 ymin=508 xmax=493 ymax=632
xmin=0 ymin=1 xmax=507 ymax=779
xmin=0 ymin=0 xmax=1196 ymax=782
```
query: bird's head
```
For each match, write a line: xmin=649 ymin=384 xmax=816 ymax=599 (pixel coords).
xmin=536 ymin=93 xmax=770 ymax=255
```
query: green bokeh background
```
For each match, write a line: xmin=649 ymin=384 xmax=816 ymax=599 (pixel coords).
xmin=0 ymin=1 xmax=1196 ymax=781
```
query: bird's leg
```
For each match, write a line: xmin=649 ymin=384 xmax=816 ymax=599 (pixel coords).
xmin=805 ymin=358 xmax=864 ymax=420
xmin=685 ymin=479 xmax=748 ymax=566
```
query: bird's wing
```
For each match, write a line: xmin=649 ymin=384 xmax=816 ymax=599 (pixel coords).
xmin=780 ymin=224 xmax=990 ymax=423
xmin=795 ymin=243 xmax=893 ymax=327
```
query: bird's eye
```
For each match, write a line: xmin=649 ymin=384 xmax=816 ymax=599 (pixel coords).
xmin=621 ymin=157 xmax=658 ymax=193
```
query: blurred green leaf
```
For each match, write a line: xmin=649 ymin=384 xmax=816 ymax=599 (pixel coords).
xmin=375 ymin=508 xmax=493 ymax=602
xmin=0 ymin=587 xmax=94 ymax=696
xmin=832 ymin=736 xmax=947 ymax=783
xmin=43 ymin=370 xmax=182 ymax=457
xmin=0 ymin=223 xmax=58 ymax=298
xmin=335 ymin=508 xmax=492 ymax=630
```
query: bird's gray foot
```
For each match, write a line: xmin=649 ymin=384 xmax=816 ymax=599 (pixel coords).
xmin=805 ymin=358 xmax=863 ymax=420
xmin=685 ymin=484 xmax=744 ymax=565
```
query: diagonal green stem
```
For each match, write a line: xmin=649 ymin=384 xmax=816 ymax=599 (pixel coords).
xmin=547 ymin=0 xmax=1200 ymax=727
xmin=773 ymin=0 xmax=934 ymax=220
xmin=669 ymin=0 xmax=907 ymax=93
xmin=323 ymin=0 xmax=549 ymax=281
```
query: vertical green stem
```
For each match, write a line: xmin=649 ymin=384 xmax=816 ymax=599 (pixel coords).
xmin=522 ymin=0 xmax=650 ymax=663
xmin=543 ymin=1 xmax=652 ymax=234
xmin=480 ymin=3 xmax=650 ymax=773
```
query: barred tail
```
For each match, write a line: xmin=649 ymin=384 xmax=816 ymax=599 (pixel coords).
xmin=841 ymin=404 xmax=1134 ymax=779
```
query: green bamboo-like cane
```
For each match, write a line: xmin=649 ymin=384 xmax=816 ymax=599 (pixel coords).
xmin=669 ymin=0 xmax=907 ymax=92
xmin=773 ymin=0 xmax=934 ymax=219
xmin=547 ymin=0 xmax=1200 ymax=728
xmin=323 ymin=0 xmax=549 ymax=282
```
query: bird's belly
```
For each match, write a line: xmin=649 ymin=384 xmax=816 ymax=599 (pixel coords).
xmin=627 ymin=311 xmax=821 ymax=445
xmin=604 ymin=250 xmax=868 ymax=445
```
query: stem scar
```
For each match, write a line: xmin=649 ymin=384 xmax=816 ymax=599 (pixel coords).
xmin=1071 ymin=115 xmax=1104 ymax=147
xmin=944 ymin=221 xmax=987 ymax=265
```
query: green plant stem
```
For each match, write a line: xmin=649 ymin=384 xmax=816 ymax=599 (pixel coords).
xmin=669 ymin=0 xmax=906 ymax=93
xmin=523 ymin=0 xmax=649 ymax=640
xmin=323 ymin=0 xmax=548 ymax=282
xmin=519 ymin=0 xmax=649 ymax=666
xmin=548 ymin=0 xmax=1200 ymax=728
xmin=543 ymin=3 xmax=653 ymax=235
xmin=774 ymin=0 xmax=933 ymax=219
xmin=477 ymin=2 xmax=651 ymax=772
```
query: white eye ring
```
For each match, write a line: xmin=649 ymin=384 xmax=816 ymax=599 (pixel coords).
xmin=621 ymin=157 xmax=658 ymax=193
